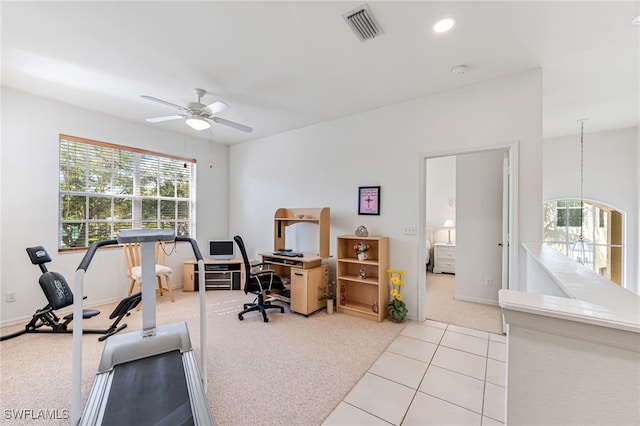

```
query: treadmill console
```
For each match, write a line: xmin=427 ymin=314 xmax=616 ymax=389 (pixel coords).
xmin=117 ymin=229 xmax=176 ymax=244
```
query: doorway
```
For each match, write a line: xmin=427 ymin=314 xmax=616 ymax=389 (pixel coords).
xmin=416 ymin=142 xmax=519 ymax=322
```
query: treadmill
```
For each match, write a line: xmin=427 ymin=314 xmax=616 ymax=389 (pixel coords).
xmin=71 ymin=229 xmax=213 ymax=425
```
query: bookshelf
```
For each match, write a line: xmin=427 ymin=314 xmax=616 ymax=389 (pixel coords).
xmin=336 ymin=235 xmax=389 ymax=322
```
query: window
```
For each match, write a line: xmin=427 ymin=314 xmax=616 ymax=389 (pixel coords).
xmin=555 ymin=200 xmax=582 ymax=227
xmin=59 ymin=134 xmax=196 ymax=250
xmin=544 ymin=199 xmax=624 ymax=285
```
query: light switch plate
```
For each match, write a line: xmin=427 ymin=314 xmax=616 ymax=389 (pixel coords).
xmin=402 ymin=225 xmax=417 ymax=235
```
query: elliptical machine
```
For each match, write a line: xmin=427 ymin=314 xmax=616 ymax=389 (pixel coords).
xmin=1 ymin=246 xmax=140 ymax=342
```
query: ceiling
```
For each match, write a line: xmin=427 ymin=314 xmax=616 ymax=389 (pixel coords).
xmin=2 ymin=1 xmax=638 ymax=145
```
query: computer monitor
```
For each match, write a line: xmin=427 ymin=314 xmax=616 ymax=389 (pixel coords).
xmin=208 ymin=240 xmax=235 ymax=260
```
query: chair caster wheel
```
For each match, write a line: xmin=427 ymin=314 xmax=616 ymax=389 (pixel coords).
xmin=264 ymin=318 xmax=269 ymax=323
xmin=238 ymin=314 xmax=244 ymax=320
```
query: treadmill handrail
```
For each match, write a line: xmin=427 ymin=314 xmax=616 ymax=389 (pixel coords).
xmin=77 ymin=239 xmax=118 ymax=272
xmin=176 ymin=236 xmax=203 ymax=261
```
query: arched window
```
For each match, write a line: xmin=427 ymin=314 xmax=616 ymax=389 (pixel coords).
xmin=544 ymin=200 xmax=624 ymax=285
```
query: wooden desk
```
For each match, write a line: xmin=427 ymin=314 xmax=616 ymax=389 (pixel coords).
xmin=260 ymin=252 xmax=329 ymax=316
xmin=183 ymin=258 xmax=245 ymax=291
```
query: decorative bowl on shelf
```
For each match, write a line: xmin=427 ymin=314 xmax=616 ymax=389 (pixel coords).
xmin=294 ymin=213 xmax=305 ymax=219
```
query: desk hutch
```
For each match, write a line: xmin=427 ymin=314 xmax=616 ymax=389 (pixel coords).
xmin=261 ymin=207 xmax=330 ymax=316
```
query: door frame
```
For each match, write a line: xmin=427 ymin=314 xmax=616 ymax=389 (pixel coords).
xmin=416 ymin=141 xmax=519 ymax=322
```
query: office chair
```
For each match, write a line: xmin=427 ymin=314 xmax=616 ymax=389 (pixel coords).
xmin=234 ymin=235 xmax=285 ymax=322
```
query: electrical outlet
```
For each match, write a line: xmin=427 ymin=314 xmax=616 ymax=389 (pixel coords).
xmin=402 ymin=225 xmax=417 ymax=235
xmin=485 ymin=278 xmax=493 ymax=287
xmin=6 ymin=291 xmax=16 ymax=303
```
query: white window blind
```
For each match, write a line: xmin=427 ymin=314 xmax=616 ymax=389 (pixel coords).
xmin=59 ymin=134 xmax=196 ymax=250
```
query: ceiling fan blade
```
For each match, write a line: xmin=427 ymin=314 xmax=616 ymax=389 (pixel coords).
xmin=146 ymin=114 xmax=186 ymax=123
xmin=141 ymin=95 xmax=189 ymax=112
xmin=203 ymin=101 xmax=229 ymax=115
xmin=212 ymin=117 xmax=253 ymax=133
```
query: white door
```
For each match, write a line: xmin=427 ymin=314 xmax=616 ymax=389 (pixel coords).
xmin=502 ymin=151 xmax=510 ymax=289
xmin=455 ymin=149 xmax=505 ymax=303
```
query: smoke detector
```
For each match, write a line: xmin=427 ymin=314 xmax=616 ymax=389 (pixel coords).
xmin=450 ymin=65 xmax=468 ymax=75
xmin=342 ymin=4 xmax=384 ymax=42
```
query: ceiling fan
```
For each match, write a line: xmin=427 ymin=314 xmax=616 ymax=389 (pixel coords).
xmin=141 ymin=88 xmax=252 ymax=132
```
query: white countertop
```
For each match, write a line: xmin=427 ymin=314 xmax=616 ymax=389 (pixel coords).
xmin=500 ymin=243 xmax=640 ymax=332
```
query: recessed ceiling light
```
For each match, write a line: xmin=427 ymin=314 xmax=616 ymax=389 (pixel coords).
xmin=632 ymin=14 xmax=640 ymax=25
xmin=434 ymin=18 xmax=455 ymax=33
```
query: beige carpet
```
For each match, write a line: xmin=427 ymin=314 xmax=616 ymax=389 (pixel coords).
xmin=0 ymin=290 xmax=405 ymax=425
xmin=426 ymin=272 xmax=504 ymax=335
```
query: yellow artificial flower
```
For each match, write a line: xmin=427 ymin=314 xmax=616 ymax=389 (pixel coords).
xmin=388 ymin=268 xmax=408 ymax=321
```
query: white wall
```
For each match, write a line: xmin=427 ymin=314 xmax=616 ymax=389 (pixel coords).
xmin=229 ymin=69 xmax=543 ymax=319
xmin=543 ymin=126 xmax=639 ymax=293
xmin=504 ymin=244 xmax=640 ymax=425
xmin=0 ymin=88 xmax=230 ymax=325
xmin=426 ymin=156 xmax=456 ymax=244
xmin=505 ymin=316 xmax=640 ymax=426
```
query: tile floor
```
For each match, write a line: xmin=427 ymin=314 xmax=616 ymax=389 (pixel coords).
xmin=323 ymin=319 xmax=507 ymax=426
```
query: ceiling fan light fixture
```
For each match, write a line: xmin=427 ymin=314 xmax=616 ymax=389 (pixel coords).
xmin=185 ymin=116 xmax=210 ymax=131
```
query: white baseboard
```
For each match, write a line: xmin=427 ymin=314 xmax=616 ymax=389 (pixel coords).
xmin=453 ymin=294 xmax=499 ymax=306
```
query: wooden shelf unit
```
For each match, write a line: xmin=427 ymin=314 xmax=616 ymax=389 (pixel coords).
xmin=336 ymin=235 xmax=389 ymax=322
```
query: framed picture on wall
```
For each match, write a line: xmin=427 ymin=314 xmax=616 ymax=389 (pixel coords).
xmin=358 ymin=186 xmax=380 ymax=215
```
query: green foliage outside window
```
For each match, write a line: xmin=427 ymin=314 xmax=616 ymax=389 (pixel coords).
xmin=59 ymin=135 xmax=196 ymax=249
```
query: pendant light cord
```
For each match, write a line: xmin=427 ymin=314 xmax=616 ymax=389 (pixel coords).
xmin=579 ymin=120 xmax=584 ymax=240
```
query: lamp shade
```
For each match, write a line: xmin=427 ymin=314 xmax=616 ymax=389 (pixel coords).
xmin=185 ymin=116 xmax=210 ymax=131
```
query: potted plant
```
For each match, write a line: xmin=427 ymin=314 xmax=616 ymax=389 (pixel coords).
xmin=353 ymin=241 xmax=369 ymax=261
xmin=318 ymin=281 xmax=336 ymax=314
xmin=387 ymin=269 xmax=408 ymax=323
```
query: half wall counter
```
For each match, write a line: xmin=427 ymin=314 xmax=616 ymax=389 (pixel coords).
xmin=499 ymin=243 xmax=639 ymax=426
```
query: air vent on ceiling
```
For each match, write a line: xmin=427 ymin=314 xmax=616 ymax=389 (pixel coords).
xmin=342 ymin=4 xmax=384 ymax=42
